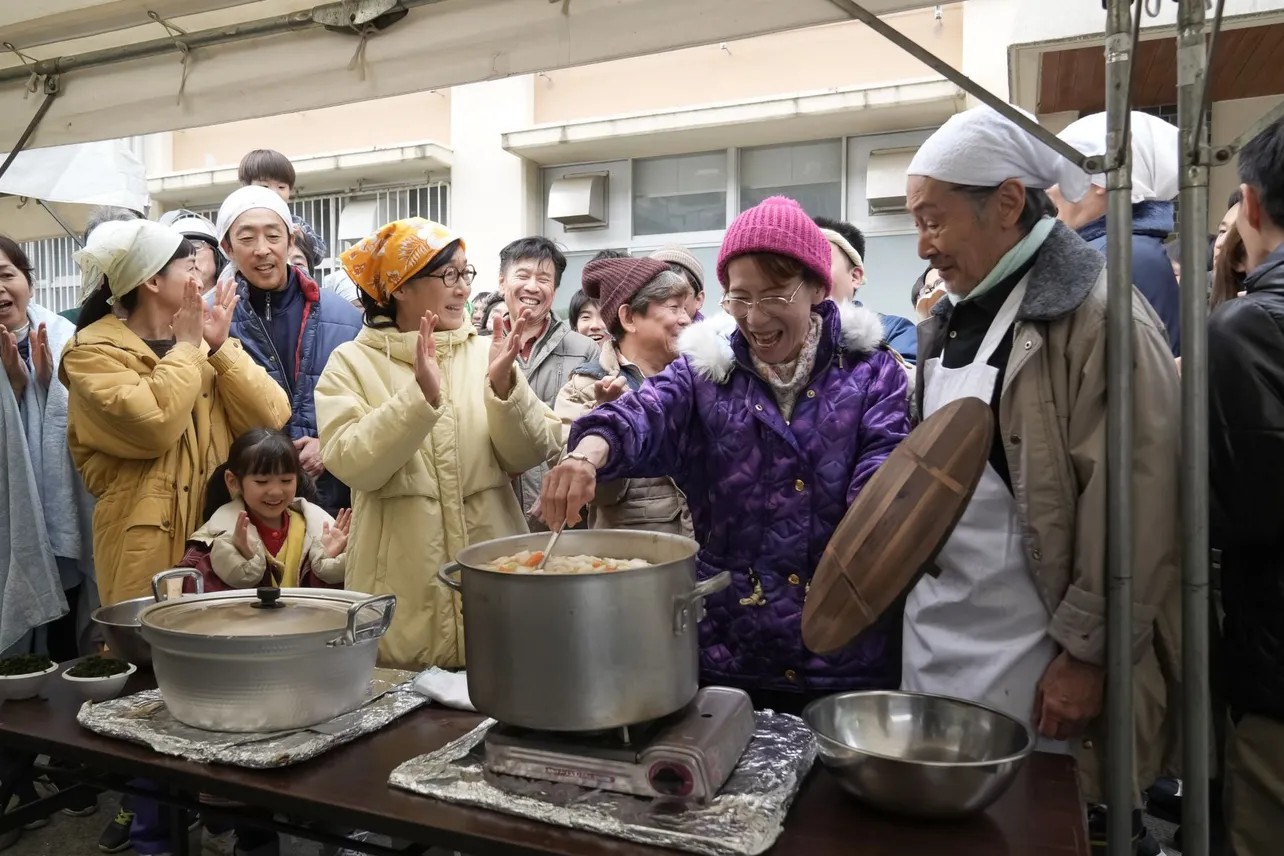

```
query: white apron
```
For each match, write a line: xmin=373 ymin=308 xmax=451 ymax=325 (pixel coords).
xmin=902 ymin=274 xmax=1068 ymax=754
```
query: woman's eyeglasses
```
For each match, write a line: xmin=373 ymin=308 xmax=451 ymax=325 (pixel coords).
xmin=426 ymin=265 xmax=478 ymax=289
xmin=720 ymin=280 xmax=806 ymax=320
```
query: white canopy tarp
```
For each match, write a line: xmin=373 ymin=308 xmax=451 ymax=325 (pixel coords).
xmin=0 ymin=140 xmax=149 ymax=242
xmin=0 ymin=0 xmax=944 ymax=150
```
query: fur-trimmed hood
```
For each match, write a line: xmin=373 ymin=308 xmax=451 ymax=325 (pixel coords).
xmin=677 ymin=299 xmax=886 ymax=384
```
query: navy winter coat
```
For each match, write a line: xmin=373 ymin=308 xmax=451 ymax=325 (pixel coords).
xmin=228 ymin=268 xmax=362 ymax=514
xmin=1078 ymin=200 xmax=1182 ymax=356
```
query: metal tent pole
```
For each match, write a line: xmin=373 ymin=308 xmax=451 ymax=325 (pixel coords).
xmin=1103 ymin=0 xmax=1136 ymax=853
xmin=1178 ymin=0 xmax=1214 ymax=852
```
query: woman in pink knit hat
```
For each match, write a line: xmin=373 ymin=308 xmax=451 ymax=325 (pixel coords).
xmin=542 ymin=196 xmax=910 ymax=713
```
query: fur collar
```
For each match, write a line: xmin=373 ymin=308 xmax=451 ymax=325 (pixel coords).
xmin=678 ymin=300 xmax=885 ymax=384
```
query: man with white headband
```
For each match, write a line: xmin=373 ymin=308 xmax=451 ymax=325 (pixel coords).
xmin=813 ymin=215 xmax=918 ymax=363
xmin=902 ymin=105 xmax=1181 ymax=841
xmin=1053 ymin=111 xmax=1182 ymax=356
xmin=216 ymin=185 xmax=361 ymax=516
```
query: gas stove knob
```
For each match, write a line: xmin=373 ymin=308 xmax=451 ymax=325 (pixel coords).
xmin=648 ymin=761 xmax=694 ymax=797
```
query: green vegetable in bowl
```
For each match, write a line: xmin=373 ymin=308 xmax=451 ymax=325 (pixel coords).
xmin=0 ymin=655 xmax=54 ymax=676
xmin=66 ymin=657 xmax=130 ymax=679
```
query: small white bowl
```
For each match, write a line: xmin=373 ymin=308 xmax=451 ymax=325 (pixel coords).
xmin=62 ymin=662 xmax=137 ymax=703
xmin=0 ymin=663 xmax=59 ymax=700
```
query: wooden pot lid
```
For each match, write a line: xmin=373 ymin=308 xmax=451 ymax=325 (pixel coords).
xmin=802 ymin=396 xmax=994 ymax=655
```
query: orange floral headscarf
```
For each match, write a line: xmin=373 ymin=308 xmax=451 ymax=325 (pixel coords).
xmin=340 ymin=218 xmax=463 ymax=302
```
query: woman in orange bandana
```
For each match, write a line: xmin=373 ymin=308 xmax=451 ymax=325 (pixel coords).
xmin=314 ymin=219 xmax=563 ymax=670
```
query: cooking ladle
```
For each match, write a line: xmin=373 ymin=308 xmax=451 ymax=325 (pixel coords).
xmin=534 ymin=525 xmax=564 ymax=571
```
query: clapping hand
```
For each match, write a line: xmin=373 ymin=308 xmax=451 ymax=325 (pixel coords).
xmin=232 ymin=511 xmax=255 ymax=560
xmin=593 ymin=375 xmax=628 ymax=405
xmin=487 ymin=308 xmax=534 ymax=400
xmin=172 ymin=281 xmax=206 ymax=347
xmin=0 ymin=326 xmax=28 ymax=399
xmin=203 ymin=279 xmax=239 ymax=351
xmin=414 ymin=311 xmax=441 ymax=406
xmin=30 ymin=324 xmax=52 ymax=389
xmin=322 ymin=509 xmax=352 ymax=558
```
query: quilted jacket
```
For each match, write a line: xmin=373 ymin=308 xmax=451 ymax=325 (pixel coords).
xmin=227 ymin=268 xmax=362 ymax=515
xmin=569 ymin=300 xmax=910 ymax=693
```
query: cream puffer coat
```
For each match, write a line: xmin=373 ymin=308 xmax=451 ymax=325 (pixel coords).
xmin=553 ymin=341 xmax=694 ymax=538
xmin=315 ymin=322 xmax=563 ymax=670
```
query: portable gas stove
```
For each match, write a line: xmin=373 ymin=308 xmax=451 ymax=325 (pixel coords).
xmin=483 ymin=686 xmax=755 ymax=804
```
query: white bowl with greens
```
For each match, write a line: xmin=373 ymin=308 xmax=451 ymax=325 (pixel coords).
xmin=62 ymin=658 xmax=136 ymax=702
xmin=0 ymin=656 xmax=59 ymax=700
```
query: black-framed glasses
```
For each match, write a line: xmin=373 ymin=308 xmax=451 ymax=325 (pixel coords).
xmin=426 ymin=265 xmax=477 ymax=289
xmin=721 ymin=280 xmax=807 ymax=320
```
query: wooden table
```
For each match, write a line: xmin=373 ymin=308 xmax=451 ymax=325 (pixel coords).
xmin=0 ymin=665 xmax=1091 ymax=856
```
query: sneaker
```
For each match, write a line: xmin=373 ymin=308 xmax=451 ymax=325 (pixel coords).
xmin=98 ymin=808 xmax=134 ymax=854
xmin=1144 ymin=777 xmax=1182 ymax=825
xmin=1087 ymin=806 xmax=1161 ymax=854
xmin=0 ymin=828 xmax=19 ymax=853
xmin=7 ymin=792 xmax=48 ymax=831
xmin=202 ymin=828 xmax=237 ymax=856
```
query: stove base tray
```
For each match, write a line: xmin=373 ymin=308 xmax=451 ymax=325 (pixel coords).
xmin=389 ymin=710 xmax=817 ymax=856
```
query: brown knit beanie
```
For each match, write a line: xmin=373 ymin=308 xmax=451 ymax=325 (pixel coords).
xmin=581 ymin=256 xmax=670 ymax=330
xmin=650 ymin=245 xmax=705 ymax=295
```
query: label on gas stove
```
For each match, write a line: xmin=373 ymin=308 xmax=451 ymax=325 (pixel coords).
xmin=544 ymin=765 xmax=618 ymax=786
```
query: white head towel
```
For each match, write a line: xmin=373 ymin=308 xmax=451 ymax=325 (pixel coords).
xmin=909 ymin=105 xmax=1091 ymax=203
xmin=1057 ymin=111 xmax=1180 ymax=204
xmin=74 ymin=219 xmax=183 ymax=302
xmin=215 ymin=185 xmax=293 ymax=259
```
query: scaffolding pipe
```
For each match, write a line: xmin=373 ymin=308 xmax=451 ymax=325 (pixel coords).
xmin=1178 ymin=1 xmax=1213 ymax=853
xmin=1103 ymin=0 xmax=1135 ymax=853
xmin=0 ymin=0 xmax=444 ymax=86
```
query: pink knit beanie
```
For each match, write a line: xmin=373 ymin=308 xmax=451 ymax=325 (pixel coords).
xmin=716 ymin=196 xmax=834 ymax=295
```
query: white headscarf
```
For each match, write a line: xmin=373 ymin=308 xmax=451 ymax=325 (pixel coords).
xmin=215 ymin=185 xmax=293 ymax=260
xmin=1057 ymin=111 xmax=1180 ymax=204
xmin=909 ymin=105 xmax=1092 ymax=203
xmin=74 ymin=219 xmax=183 ymax=302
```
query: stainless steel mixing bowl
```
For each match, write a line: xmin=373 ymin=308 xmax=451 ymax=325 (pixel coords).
xmin=803 ymin=690 xmax=1034 ymax=819
xmin=91 ymin=596 xmax=154 ymax=666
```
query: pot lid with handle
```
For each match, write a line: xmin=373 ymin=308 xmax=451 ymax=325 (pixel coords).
xmin=141 ymin=586 xmax=355 ymax=638
xmin=802 ymin=397 xmax=993 ymax=654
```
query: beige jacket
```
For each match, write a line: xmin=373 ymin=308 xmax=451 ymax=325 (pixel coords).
xmin=315 ymin=322 xmax=563 ymax=670
xmin=188 ymin=498 xmax=345 ymax=588
xmin=915 ymin=222 xmax=1183 ymax=802
xmin=553 ymin=342 xmax=694 ymax=538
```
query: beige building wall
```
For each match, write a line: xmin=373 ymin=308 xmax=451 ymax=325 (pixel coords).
xmin=531 ymin=5 xmax=963 ymax=125
xmin=169 ymin=90 xmax=452 ymax=172
xmin=1211 ymin=95 xmax=1283 ymax=228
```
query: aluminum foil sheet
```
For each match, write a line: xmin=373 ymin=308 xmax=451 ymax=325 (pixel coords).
xmin=76 ymin=669 xmax=426 ymax=768
xmin=389 ymin=711 xmax=817 ymax=856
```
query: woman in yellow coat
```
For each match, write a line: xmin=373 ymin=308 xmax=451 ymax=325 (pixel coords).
xmin=316 ymin=219 xmax=562 ymax=670
xmin=61 ymin=220 xmax=291 ymax=606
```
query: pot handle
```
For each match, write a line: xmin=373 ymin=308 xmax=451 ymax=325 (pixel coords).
xmin=150 ymin=569 xmax=203 ymax=602
xmin=673 ymin=571 xmax=731 ymax=635
xmin=329 ymin=594 xmax=397 ymax=647
xmin=437 ymin=562 xmax=463 ymax=592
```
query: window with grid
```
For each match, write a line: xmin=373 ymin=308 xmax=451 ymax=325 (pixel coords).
xmin=25 ymin=182 xmax=449 ymax=314
xmin=632 ymin=152 xmax=728 ymax=237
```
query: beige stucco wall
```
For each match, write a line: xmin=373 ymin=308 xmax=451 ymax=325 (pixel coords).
xmin=170 ymin=90 xmax=452 ymax=172
xmin=1211 ymin=95 xmax=1283 ymax=230
xmin=532 ymin=5 xmax=964 ymax=125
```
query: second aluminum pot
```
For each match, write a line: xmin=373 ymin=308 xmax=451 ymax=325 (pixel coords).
xmin=139 ymin=570 xmax=396 ymax=733
xmin=439 ymin=529 xmax=728 ymax=732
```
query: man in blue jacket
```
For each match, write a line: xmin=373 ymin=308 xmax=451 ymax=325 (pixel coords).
xmin=1052 ymin=111 xmax=1182 ymax=357
xmin=814 ymin=216 xmax=918 ymax=363
xmin=215 ymin=185 xmax=362 ymax=515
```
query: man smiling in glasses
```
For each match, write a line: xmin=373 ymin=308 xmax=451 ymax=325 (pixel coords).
xmin=497 ymin=236 xmax=599 ymax=529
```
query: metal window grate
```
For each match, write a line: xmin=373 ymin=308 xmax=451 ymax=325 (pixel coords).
xmin=24 ymin=182 xmax=449 ymax=314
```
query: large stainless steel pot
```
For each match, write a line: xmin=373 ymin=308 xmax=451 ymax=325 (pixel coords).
xmin=438 ymin=530 xmax=728 ymax=732
xmin=138 ymin=570 xmax=396 ymax=733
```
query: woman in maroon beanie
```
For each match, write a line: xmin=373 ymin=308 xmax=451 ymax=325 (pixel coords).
xmin=541 ymin=196 xmax=910 ymax=713
xmin=554 ymin=256 xmax=693 ymax=535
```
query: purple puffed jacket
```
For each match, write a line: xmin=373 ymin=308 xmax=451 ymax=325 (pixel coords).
xmin=568 ymin=300 xmax=911 ymax=694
